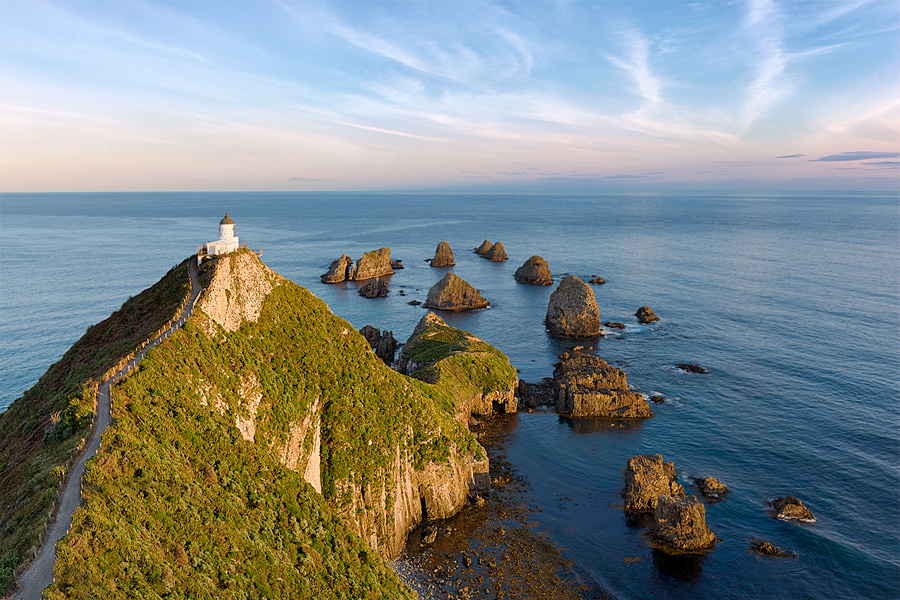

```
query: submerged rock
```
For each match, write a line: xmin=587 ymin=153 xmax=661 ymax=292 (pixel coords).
xmin=474 ymin=240 xmax=493 ymax=254
xmin=424 ymin=273 xmax=489 ymax=311
xmin=649 ymin=395 xmax=667 ymax=404
xmin=624 ymin=454 xmax=685 ymax=512
xmin=650 ymin=496 xmax=717 ymax=552
xmin=553 ymin=350 xmax=652 ymax=419
xmin=694 ymin=477 xmax=729 ymax=500
xmin=771 ymin=496 xmax=816 ymax=522
xmin=748 ymin=538 xmax=795 ymax=558
xmin=635 ymin=306 xmax=659 ymax=323
xmin=482 ymin=242 xmax=508 ymax=261
xmin=321 ymin=254 xmax=353 ymax=283
xmin=430 ymin=241 xmax=456 ymax=267
xmin=351 ymin=247 xmax=394 ymax=281
xmin=545 ymin=276 xmax=601 ymax=337
xmin=676 ymin=363 xmax=710 ymax=374
xmin=604 ymin=322 xmax=626 ymax=329
xmin=358 ymin=277 xmax=388 ymax=298
xmin=391 ymin=259 xmax=404 ymax=270
xmin=514 ymin=256 xmax=553 ymax=285
xmin=589 ymin=277 xmax=606 ymax=285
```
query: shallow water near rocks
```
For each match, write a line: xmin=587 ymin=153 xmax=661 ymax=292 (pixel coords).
xmin=2 ymin=191 xmax=898 ymax=599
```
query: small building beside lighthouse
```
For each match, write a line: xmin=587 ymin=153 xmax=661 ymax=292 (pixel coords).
xmin=205 ymin=213 xmax=240 ymax=256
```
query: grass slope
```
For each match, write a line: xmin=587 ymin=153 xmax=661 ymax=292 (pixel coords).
xmin=0 ymin=259 xmax=192 ymax=593
xmin=46 ymin=271 xmax=490 ymax=598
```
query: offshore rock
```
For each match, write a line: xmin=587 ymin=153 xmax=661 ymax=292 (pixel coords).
xmin=695 ymin=477 xmax=729 ymax=500
xmin=350 ymin=248 xmax=394 ymax=281
xmin=604 ymin=322 xmax=626 ymax=329
xmin=359 ymin=277 xmax=388 ymax=298
xmin=430 ymin=241 xmax=456 ymax=267
xmin=589 ymin=277 xmax=606 ymax=285
xmin=545 ymin=276 xmax=601 ymax=337
xmin=677 ymin=363 xmax=710 ymax=374
xmin=553 ymin=350 xmax=652 ymax=419
xmin=482 ymin=242 xmax=508 ymax=261
xmin=424 ymin=273 xmax=489 ymax=311
xmin=474 ymin=240 xmax=493 ymax=254
xmin=748 ymin=539 xmax=795 ymax=558
xmin=771 ymin=496 xmax=816 ymax=522
xmin=321 ymin=254 xmax=353 ymax=283
xmin=624 ymin=454 xmax=685 ymax=512
xmin=390 ymin=259 xmax=404 ymax=270
xmin=514 ymin=255 xmax=553 ymax=286
xmin=635 ymin=306 xmax=659 ymax=323
xmin=650 ymin=496 xmax=717 ymax=552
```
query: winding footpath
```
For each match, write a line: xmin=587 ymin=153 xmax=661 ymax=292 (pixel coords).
xmin=14 ymin=258 xmax=202 ymax=600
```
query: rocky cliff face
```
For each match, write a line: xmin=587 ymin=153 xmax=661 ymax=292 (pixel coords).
xmin=553 ymin=350 xmax=652 ymax=419
xmin=191 ymin=253 xmax=498 ymax=560
xmin=197 ymin=250 xmax=284 ymax=333
xmin=545 ymin=276 xmax=601 ymax=337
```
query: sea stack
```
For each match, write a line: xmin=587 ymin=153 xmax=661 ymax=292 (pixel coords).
xmin=482 ymin=242 xmax=508 ymax=261
xmin=474 ymin=240 xmax=493 ymax=254
xmin=424 ymin=273 xmax=489 ymax=311
xmin=553 ymin=350 xmax=652 ymax=419
xmin=624 ymin=454 xmax=685 ymax=511
xmin=430 ymin=241 xmax=455 ymax=267
xmin=545 ymin=276 xmax=601 ymax=337
xmin=350 ymin=248 xmax=394 ymax=281
xmin=635 ymin=306 xmax=659 ymax=323
xmin=650 ymin=496 xmax=717 ymax=552
xmin=321 ymin=254 xmax=353 ymax=283
xmin=514 ymin=256 xmax=553 ymax=285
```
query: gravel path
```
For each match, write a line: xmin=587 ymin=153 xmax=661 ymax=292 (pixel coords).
xmin=13 ymin=258 xmax=202 ymax=600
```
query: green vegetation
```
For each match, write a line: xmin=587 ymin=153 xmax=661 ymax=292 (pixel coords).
xmin=0 ymin=259 xmax=192 ymax=595
xmin=401 ymin=318 xmax=518 ymax=414
xmin=46 ymin=258 xmax=493 ymax=598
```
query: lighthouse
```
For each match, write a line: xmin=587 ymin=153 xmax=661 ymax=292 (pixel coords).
xmin=205 ymin=213 xmax=240 ymax=257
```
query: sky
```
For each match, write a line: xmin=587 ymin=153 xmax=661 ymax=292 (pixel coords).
xmin=0 ymin=0 xmax=898 ymax=193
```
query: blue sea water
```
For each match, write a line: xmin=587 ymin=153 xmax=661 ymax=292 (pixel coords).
xmin=1 ymin=192 xmax=898 ymax=599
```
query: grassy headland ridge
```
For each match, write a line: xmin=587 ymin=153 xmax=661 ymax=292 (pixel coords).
xmin=8 ymin=249 xmax=519 ymax=598
xmin=0 ymin=259 xmax=192 ymax=593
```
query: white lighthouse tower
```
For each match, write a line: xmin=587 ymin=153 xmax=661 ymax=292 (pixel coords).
xmin=205 ymin=213 xmax=240 ymax=257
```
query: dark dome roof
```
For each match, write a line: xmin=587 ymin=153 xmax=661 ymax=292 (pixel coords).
xmin=220 ymin=212 xmax=235 ymax=225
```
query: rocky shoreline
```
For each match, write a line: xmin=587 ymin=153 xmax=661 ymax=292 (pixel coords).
xmin=388 ymin=413 xmax=610 ymax=600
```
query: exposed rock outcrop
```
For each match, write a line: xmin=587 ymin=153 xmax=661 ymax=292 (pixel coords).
xmin=624 ymin=454 xmax=685 ymax=511
xmin=474 ymin=240 xmax=493 ymax=254
xmin=514 ymin=255 xmax=553 ymax=285
xmin=677 ymin=363 xmax=710 ymax=374
xmin=424 ymin=273 xmax=489 ymax=311
xmin=358 ymin=325 xmax=397 ymax=364
xmin=694 ymin=477 xmax=729 ymax=500
xmin=390 ymin=259 xmax=404 ymax=270
xmin=400 ymin=312 xmax=518 ymax=418
xmin=589 ymin=277 xmax=606 ymax=285
xmin=553 ymin=350 xmax=652 ymax=419
xmin=321 ymin=254 xmax=353 ymax=283
xmin=351 ymin=247 xmax=394 ymax=281
xmin=635 ymin=306 xmax=659 ymax=323
xmin=748 ymin=539 xmax=795 ymax=558
xmin=650 ymin=496 xmax=717 ymax=552
xmin=545 ymin=276 xmax=601 ymax=337
xmin=482 ymin=242 xmax=508 ymax=261
xmin=430 ymin=241 xmax=455 ymax=267
xmin=604 ymin=322 xmax=626 ymax=329
xmin=359 ymin=277 xmax=388 ymax=298
xmin=197 ymin=250 xmax=283 ymax=333
xmin=771 ymin=496 xmax=816 ymax=522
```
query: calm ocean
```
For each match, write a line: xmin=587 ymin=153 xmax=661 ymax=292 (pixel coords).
xmin=1 ymin=192 xmax=898 ymax=599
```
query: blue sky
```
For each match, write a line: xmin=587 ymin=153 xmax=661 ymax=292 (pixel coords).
xmin=1 ymin=0 xmax=898 ymax=192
